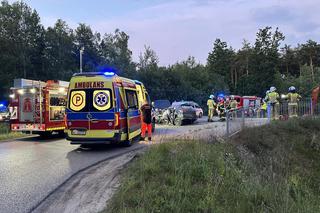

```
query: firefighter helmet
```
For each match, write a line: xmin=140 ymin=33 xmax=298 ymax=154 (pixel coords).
xmin=270 ymin=86 xmax=276 ymax=92
xmin=209 ymin=95 xmax=214 ymax=99
xmin=289 ymin=86 xmax=296 ymax=92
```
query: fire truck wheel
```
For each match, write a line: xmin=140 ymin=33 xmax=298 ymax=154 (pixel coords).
xmin=58 ymin=131 xmax=66 ymax=138
xmin=39 ymin=131 xmax=52 ymax=139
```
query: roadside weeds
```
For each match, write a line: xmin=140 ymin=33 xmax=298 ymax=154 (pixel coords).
xmin=106 ymin=118 xmax=320 ymax=213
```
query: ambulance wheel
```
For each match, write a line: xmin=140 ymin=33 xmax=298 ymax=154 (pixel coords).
xmin=80 ymin=144 xmax=91 ymax=149
xmin=123 ymin=139 xmax=132 ymax=147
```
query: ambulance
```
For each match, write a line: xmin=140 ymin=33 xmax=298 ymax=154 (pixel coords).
xmin=66 ymin=72 xmax=149 ymax=146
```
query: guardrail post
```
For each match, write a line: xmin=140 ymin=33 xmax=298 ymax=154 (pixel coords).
xmin=267 ymin=104 xmax=271 ymax=123
xmin=241 ymin=108 xmax=245 ymax=130
xmin=226 ymin=110 xmax=230 ymax=137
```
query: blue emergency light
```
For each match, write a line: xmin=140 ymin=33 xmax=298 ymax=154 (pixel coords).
xmin=218 ymin=93 xmax=225 ymax=98
xmin=104 ymin=71 xmax=115 ymax=76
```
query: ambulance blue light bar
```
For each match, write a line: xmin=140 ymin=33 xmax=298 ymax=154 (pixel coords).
xmin=104 ymin=72 xmax=115 ymax=76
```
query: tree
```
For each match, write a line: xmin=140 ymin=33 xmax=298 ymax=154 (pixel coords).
xmin=0 ymin=0 xmax=44 ymax=98
xmin=239 ymin=27 xmax=285 ymax=96
xmin=138 ymin=45 xmax=159 ymax=71
xmin=298 ymin=40 xmax=320 ymax=82
xmin=206 ymin=39 xmax=234 ymax=91
xmin=100 ymin=29 xmax=136 ymax=77
xmin=43 ymin=19 xmax=77 ymax=80
xmin=75 ymin=23 xmax=101 ymax=72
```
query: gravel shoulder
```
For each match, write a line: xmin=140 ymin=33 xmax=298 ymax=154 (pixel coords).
xmin=33 ymin=150 xmax=145 ymax=213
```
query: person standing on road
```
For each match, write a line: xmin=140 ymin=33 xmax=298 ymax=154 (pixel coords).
xmin=286 ymin=86 xmax=302 ymax=118
xmin=207 ymin=95 xmax=215 ymax=122
xmin=140 ymin=101 xmax=152 ymax=142
xmin=229 ymin=95 xmax=238 ymax=118
xmin=265 ymin=86 xmax=280 ymax=120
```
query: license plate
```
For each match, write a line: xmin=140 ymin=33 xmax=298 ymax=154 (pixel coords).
xmin=71 ymin=129 xmax=86 ymax=135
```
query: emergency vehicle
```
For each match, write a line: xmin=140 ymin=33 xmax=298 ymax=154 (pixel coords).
xmin=9 ymin=78 xmax=69 ymax=137
xmin=312 ymin=85 xmax=320 ymax=114
xmin=66 ymin=72 xmax=149 ymax=146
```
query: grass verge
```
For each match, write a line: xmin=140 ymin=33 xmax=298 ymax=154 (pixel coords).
xmin=107 ymin=118 xmax=320 ymax=213
xmin=0 ymin=122 xmax=24 ymax=141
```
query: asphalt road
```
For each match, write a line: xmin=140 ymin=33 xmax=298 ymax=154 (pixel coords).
xmin=0 ymin=117 xmax=225 ymax=213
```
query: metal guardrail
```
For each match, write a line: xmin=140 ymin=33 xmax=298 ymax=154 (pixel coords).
xmin=225 ymin=100 xmax=320 ymax=137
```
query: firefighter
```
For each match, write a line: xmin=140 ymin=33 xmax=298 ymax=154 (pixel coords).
xmin=217 ymin=97 xmax=226 ymax=120
xmin=286 ymin=86 xmax=302 ymax=118
xmin=260 ymin=100 xmax=268 ymax=118
xmin=265 ymin=86 xmax=280 ymax=120
xmin=207 ymin=95 xmax=215 ymax=122
xmin=229 ymin=95 xmax=238 ymax=118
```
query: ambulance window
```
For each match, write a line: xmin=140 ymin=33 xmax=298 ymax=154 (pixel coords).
xmin=69 ymin=90 xmax=87 ymax=112
xmin=126 ymin=90 xmax=138 ymax=109
xmin=92 ymin=89 xmax=112 ymax=111
xmin=145 ymin=93 xmax=151 ymax=104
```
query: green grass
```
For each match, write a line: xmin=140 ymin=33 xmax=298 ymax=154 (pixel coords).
xmin=107 ymin=118 xmax=320 ymax=213
xmin=0 ymin=123 xmax=24 ymax=141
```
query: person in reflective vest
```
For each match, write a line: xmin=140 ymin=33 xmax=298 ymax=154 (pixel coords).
xmin=229 ymin=95 xmax=238 ymax=118
xmin=140 ymin=101 xmax=152 ymax=142
xmin=266 ymin=86 xmax=280 ymax=120
xmin=217 ymin=97 xmax=226 ymax=120
xmin=207 ymin=95 xmax=216 ymax=122
xmin=286 ymin=86 xmax=302 ymax=118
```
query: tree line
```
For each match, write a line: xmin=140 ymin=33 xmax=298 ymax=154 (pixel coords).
xmin=0 ymin=1 xmax=319 ymax=108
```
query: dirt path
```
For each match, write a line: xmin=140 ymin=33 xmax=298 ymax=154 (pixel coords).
xmin=32 ymin=150 xmax=144 ymax=213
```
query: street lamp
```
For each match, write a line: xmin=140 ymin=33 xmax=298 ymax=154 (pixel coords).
xmin=80 ymin=47 xmax=84 ymax=73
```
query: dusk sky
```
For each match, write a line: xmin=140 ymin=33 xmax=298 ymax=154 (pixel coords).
xmin=13 ymin=0 xmax=320 ymax=65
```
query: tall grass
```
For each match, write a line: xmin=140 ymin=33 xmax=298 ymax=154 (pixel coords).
xmin=0 ymin=122 xmax=23 ymax=140
xmin=107 ymin=118 xmax=320 ymax=213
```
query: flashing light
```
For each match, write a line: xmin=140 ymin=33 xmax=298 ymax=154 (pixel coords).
xmin=9 ymin=94 xmax=15 ymax=99
xmin=17 ymin=89 xmax=24 ymax=95
xmin=104 ymin=72 xmax=115 ymax=76
xmin=0 ymin=104 xmax=4 ymax=107
xmin=218 ymin=93 xmax=225 ymax=98
xmin=30 ymin=88 xmax=36 ymax=94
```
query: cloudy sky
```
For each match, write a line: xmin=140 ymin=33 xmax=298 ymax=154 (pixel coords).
xmin=16 ymin=0 xmax=320 ymax=65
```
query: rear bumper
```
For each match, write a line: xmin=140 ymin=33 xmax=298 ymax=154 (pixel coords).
xmin=180 ymin=114 xmax=197 ymax=120
xmin=67 ymin=133 xmax=121 ymax=144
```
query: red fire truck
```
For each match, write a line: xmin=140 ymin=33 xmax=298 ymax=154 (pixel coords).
xmin=9 ymin=78 xmax=69 ymax=137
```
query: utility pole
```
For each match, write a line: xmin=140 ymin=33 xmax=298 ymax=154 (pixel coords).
xmin=80 ymin=47 xmax=84 ymax=73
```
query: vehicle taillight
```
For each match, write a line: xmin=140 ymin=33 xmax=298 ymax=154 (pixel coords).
xmin=114 ymin=112 xmax=120 ymax=129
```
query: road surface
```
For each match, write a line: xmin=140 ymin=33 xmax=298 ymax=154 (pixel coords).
xmin=0 ymin=117 xmax=230 ymax=213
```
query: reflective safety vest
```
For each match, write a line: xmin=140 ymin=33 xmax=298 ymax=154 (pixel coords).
xmin=207 ymin=99 xmax=215 ymax=109
xmin=267 ymin=92 xmax=279 ymax=104
xmin=287 ymin=92 xmax=301 ymax=104
xmin=230 ymin=100 xmax=238 ymax=109
xmin=261 ymin=102 xmax=267 ymax=110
